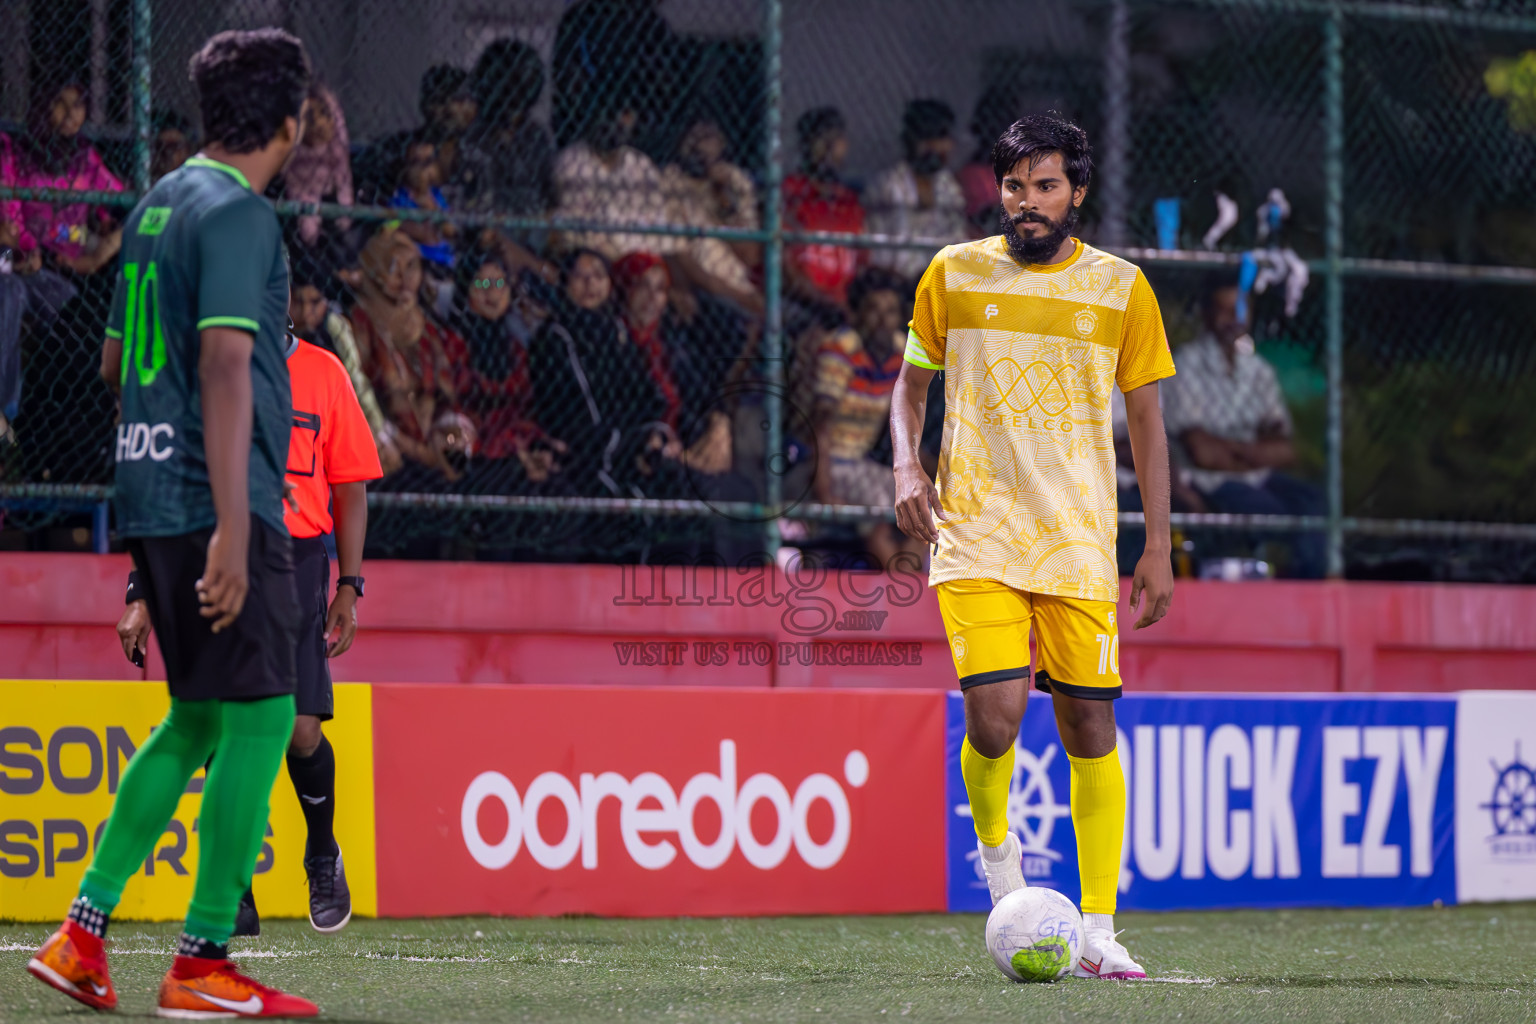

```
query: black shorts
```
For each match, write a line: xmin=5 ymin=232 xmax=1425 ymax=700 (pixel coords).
xmin=292 ymin=535 xmax=334 ymax=720
xmin=128 ymin=516 xmax=299 ymax=703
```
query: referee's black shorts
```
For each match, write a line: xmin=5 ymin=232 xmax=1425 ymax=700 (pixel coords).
xmin=128 ymin=515 xmax=299 ymax=703
xmin=291 ymin=535 xmax=334 ymax=720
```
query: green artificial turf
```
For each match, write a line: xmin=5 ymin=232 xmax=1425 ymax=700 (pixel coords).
xmin=4 ymin=904 xmax=1534 ymax=1022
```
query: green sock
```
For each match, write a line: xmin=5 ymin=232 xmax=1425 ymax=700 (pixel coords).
xmin=79 ymin=698 xmax=221 ymax=912
xmin=184 ymin=695 xmax=294 ymax=944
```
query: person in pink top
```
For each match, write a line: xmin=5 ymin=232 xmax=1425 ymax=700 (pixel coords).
xmin=0 ymin=79 xmax=123 ymax=441
xmin=0 ymin=79 xmax=125 ymax=274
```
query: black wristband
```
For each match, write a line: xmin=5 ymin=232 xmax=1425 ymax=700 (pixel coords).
xmin=125 ymin=571 xmax=145 ymax=606
xmin=337 ymin=575 xmax=365 ymax=598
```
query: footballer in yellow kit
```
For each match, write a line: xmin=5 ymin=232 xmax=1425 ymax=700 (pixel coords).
xmin=891 ymin=114 xmax=1176 ymax=980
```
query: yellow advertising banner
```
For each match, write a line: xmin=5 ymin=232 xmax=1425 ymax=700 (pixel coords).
xmin=0 ymin=680 xmax=376 ymax=922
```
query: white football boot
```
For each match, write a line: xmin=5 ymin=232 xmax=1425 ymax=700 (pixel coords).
xmin=977 ymin=833 xmax=1026 ymax=906
xmin=1073 ymin=924 xmax=1147 ymax=980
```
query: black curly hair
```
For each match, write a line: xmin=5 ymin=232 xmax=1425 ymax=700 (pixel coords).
xmin=189 ymin=28 xmax=311 ymax=154
xmin=991 ymin=113 xmax=1093 ymax=192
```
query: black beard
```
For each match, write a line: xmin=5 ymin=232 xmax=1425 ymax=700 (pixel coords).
xmin=999 ymin=203 xmax=1079 ymax=264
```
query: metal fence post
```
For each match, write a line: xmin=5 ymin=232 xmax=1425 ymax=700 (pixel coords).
xmin=762 ymin=0 xmax=785 ymax=559
xmin=1323 ymin=4 xmax=1345 ymax=578
xmin=1101 ymin=0 xmax=1131 ymax=250
xmin=131 ymin=0 xmax=152 ymax=193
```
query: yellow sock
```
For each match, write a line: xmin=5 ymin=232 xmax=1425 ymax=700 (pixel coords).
xmin=960 ymin=736 xmax=1014 ymax=847
xmin=1068 ymin=747 xmax=1125 ymax=915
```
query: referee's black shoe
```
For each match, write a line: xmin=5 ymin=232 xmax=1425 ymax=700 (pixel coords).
xmin=232 ymin=888 xmax=260 ymax=937
xmin=305 ymin=849 xmax=352 ymax=933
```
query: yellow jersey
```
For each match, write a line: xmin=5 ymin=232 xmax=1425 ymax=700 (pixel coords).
xmin=905 ymin=236 xmax=1175 ymax=602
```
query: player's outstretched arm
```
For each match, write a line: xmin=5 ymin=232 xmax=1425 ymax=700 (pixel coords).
xmin=326 ymin=480 xmax=368 ymax=657
xmin=1124 ymin=381 xmax=1174 ymax=629
xmin=197 ymin=326 xmax=255 ymax=633
xmin=891 ymin=360 xmax=944 ymax=544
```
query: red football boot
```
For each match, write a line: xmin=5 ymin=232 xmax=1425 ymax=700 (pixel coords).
xmin=27 ymin=918 xmax=117 ymax=1011
xmin=157 ymin=955 xmax=320 ymax=1018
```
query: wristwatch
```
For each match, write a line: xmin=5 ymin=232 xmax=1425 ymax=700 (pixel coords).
xmin=337 ymin=576 xmax=365 ymax=598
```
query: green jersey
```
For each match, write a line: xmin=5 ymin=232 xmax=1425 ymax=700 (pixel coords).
xmin=110 ymin=156 xmax=291 ymax=538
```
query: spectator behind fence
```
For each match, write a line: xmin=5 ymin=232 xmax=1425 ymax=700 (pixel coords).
xmin=530 ymin=249 xmax=665 ymax=497
xmin=661 ymin=117 xmax=763 ymax=314
xmin=468 ymin=38 xmax=557 ymax=218
xmin=866 ymin=99 xmax=966 ymax=283
xmin=0 ymin=78 xmax=124 ymax=277
xmin=289 ymin=257 xmax=400 ymax=475
xmin=392 ymin=135 xmax=458 ymax=273
xmin=348 ymin=226 xmax=467 ymax=485
xmin=612 ymin=252 xmax=735 ymax=481
xmin=552 ymin=0 xmax=680 ymax=153
xmin=958 ymin=87 xmax=1019 ymax=238
xmin=611 ymin=251 xmax=757 ymax=561
xmin=784 ymin=106 xmax=865 ymax=325
xmin=356 ymin=64 xmax=481 ymax=206
xmin=0 ymin=79 xmax=123 ymax=441
xmin=804 ymin=268 xmax=920 ymax=567
xmin=280 ymin=83 xmax=353 ymax=250
xmin=444 ymin=248 xmax=565 ymax=490
xmin=1163 ymin=275 xmax=1325 ymax=577
xmin=552 ymin=105 xmax=678 ymax=263
xmin=150 ymin=108 xmax=196 ymax=184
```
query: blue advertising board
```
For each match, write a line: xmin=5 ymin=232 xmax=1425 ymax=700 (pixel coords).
xmin=946 ymin=693 xmax=1460 ymax=912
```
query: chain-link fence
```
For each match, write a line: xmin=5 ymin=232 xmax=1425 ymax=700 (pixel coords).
xmin=1 ymin=0 xmax=1534 ymax=580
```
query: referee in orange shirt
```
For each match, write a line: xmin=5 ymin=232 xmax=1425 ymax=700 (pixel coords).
xmin=116 ymin=313 xmax=382 ymax=934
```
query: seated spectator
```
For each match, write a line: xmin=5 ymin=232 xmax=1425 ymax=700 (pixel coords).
xmin=530 ymin=249 xmax=664 ymax=497
xmin=1 ymin=79 xmax=121 ymax=442
xmin=289 ymin=259 xmax=400 ymax=475
xmin=609 ymin=252 xmax=758 ymax=561
xmin=552 ymin=0 xmax=680 ymax=152
xmin=444 ymin=248 xmax=565 ymax=490
xmin=348 ymin=226 xmax=467 ymax=485
xmin=464 ymin=39 xmax=564 ymax=290
xmin=957 ymin=87 xmax=1018 ymax=238
xmin=802 ymin=268 xmax=921 ymax=567
xmin=661 ymin=117 xmax=763 ymax=314
xmin=150 ymin=108 xmax=196 ymax=184
xmin=610 ymin=252 xmax=735 ymax=481
xmin=279 ymin=83 xmax=353 ymax=251
xmin=1163 ymin=275 xmax=1325 ymax=577
xmin=551 ymin=104 xmax=678 ymax=263
xmin=355 ymin=65 xmax=482 ymax=207
xmin=783 ymin=107 xmax=864 ymax=326
xmin=866 ymin=99 xmax=967 ymax=283
xmin=467 ymin=38 xmax=557 ymax=218
xmin=0 ymin=78 xmax=124 ymax=277
xmin=391 ymin=135 xmax=458 ymax=273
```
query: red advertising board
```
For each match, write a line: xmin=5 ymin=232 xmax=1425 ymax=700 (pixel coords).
xmin=372 ymin=685 xmax=947 ymax=917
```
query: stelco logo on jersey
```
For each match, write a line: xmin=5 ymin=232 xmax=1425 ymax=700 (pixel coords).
xmin=979 ymin=357 xmax=1078 ymax=434
xmin=371 ymin=685 xmax=947 ymax=917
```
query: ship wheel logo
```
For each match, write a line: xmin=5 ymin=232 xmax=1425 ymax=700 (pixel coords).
xmin=1481 ymin=743 xmax=1536 ymax=837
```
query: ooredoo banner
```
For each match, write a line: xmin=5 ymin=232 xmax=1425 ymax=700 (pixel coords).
xmin=370 ymin=685 xmax=948 ymax=917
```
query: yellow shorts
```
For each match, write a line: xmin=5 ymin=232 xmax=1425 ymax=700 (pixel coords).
xmin=936 ymin=579 xmax=1122 ymax=700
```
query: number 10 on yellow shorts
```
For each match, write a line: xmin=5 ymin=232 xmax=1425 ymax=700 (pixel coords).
xmin=936 ymin=579 xmax=1123 ymax=700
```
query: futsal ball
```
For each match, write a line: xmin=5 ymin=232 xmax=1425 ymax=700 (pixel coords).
xmin=984 ymin=887 xmax=1083 ymax=982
